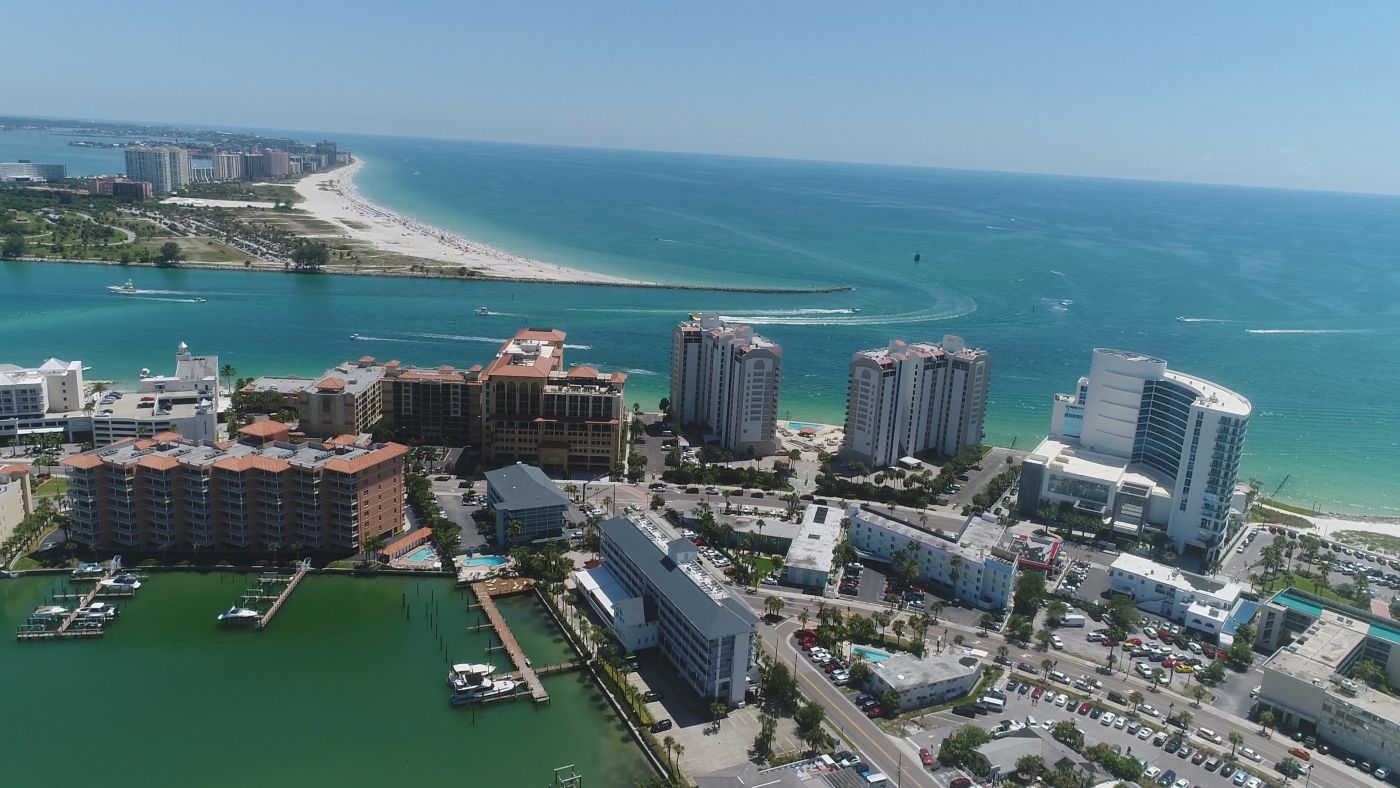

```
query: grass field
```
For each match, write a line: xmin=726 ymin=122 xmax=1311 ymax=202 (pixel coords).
xmin=1249 ymin=504 xmax=1313 ymax=529
xmin=1260 ymin=498 xmax=1322 ymax=517
xmin=34 ymin=477 xmax=68 ymax=496
xmin=1332 ymin=530 xmax=1400 ymax=558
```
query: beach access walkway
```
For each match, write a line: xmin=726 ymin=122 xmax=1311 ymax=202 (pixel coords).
xmin=470 ymin=577 xmax=550 ymax=703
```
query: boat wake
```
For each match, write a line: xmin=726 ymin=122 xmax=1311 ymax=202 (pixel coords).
xmin=718 ymin=297 xmax=975 ymax=326
xmin=1177 ymin=317 xmax=1238 ymax=323
xmin=622 ymin=368 xmax=657 ymax=376
xmin=349 ymin=334 xmax=413 ymax=343
xmin=1245 ymin=328 xmax=1371 ymax=335
xmin=131 ymin=296 xmax=203 ymax=304
xmin=401 ymin=331 xmax=592 ymax=350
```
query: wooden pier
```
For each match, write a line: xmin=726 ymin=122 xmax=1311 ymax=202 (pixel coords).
xmin=18 ymin=558 xmax=123 ymax=641
xmin=470 ymin=578 xmax=551 ymax=704
xmin=256 ymin=559 xmax=311 ymax=630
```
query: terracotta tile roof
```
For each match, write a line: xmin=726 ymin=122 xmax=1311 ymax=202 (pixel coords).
xmin=383 ymin=528 xmax=433 ymax=552
xmin=135 ymin=454 xmax=181 ymax=471
xmin=314 ymin=377 xmax=346 ymax=392
xmin=238 ymin=420 xmax=289 ymax=437
xmin=213 ymin=455 xmax=291 ymax=473
xmin=327 ymin=434 xmax=360 ymax=447
xmin=566 ymin=365 xmax=599 ymax=378
xmin=62 ymin=454 xmax=105 ymax=470
xmin=323 ymin=442 xmax=407 ymax=475
xmin=150 ymin=431 xmax=183 ymax=443
xmin=357 ymin=356 xmax=376 ymax=365
xmin=610 ymin=372 xmax=628 ymax=384
xmin=0 ymin=464 xmax=30 ymax=476
xmin=514 ymin=328 xmax=567 ymax=342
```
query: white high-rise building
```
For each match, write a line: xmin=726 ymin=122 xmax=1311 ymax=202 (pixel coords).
xmin=212 ymin=152 xmax=244 ymax=181
xmin=1018 ymin=349 xmax=1251 ymax=566
xmin=841 ymin=336 xmax=990 ymax=469
xmin=124 ymin=147 xmax=191 ymax=193
xmin=669 ymin=314 xmax=782 ymax=455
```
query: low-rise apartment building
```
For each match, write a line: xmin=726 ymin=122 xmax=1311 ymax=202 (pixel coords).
xmin=1107 ymin=553 xmax=1243 ymax=636
xmin=781 ymin=505 xmax=842 ymax=592
xmin=591 ymin=512 xmax=758 ymax=705
xmin=846 ymin=505 xmax=1018 ymax=610
xmin=484 ymin=462 xmax=569 ymax=546
xmin=61 ymin=426 xmax=406 ymax=552
xmin=865 ymin=649 xmax=983 ymax=712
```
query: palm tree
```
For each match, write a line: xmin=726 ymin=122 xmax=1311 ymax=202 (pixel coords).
xmin=997 ymin=645 xmax=1009 ymax=662
xmin=1035 ymin=628 xmax=1053 ymax=650
xmin=1129 ymin=690 xmax=1145 ymax=709
xmin=892 ymin=619 xmax=905 ymax=644
xmin=1259 ymin=708 xmax=1276 ymax=735
xmin=662 ymin=735 xmax=675 ymax=774
xmin=1228 ymin=730 xmax=1244 ymax=757
xmin=1041 ymin=658 xmax=1054 ymax=678
xmin=797 ymin=609 xmax=810 ymax=630
xmin=764 ymin=596 xmax=785 ymax=619
xmin=672 ymin=743 xmax=685 ymax=780
xmin=1189 ymin=684 xmax=1209 ymax=707
xmin=219 ymin=363 xmax=237 ymax=391
xmin=930 ymin=601 xmax=944 ymax=623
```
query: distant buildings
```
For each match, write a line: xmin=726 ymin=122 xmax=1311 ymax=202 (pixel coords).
xmin=582 ymin=512 xmax=758 ymax=705
xmin=480 ymin=329 xmax=627 ymax=474
xmin=847 ymin=504 xmax=1018 ymax=610
xmin=212 ymin=152 xmax=243 ymax=181
xmin=484 ymin=462 xmax=570 ymax=546
xmin=669 ymin=313 xmax=782 ymax=456
xmin=0 ymin=161 xmax=66 ymax=182
xmin=1017 ymin=348 xmax=1251 ymax=566
xmin=124 ymin=146 xmax=191 ymax=193
xmin=1107 ymin=553 xmax=1243 ymax=636
xmin=62 ymin=426 xmax=406 ymax=552
xmin=781 ymin=505 xmax=843 ymax=591
xmin=87 ymin=176 xmax=152 ymax=199
xmin=866 ymin=649 xmax=983 ymax=712
xmin=0 ymin=357 xmax=84 ymax=420
xmin=841 ymin=335 xmax=990 ymax=469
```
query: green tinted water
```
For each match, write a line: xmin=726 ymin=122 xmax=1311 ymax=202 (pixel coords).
xmin=0 ymin=573 xmax=650 ymax=787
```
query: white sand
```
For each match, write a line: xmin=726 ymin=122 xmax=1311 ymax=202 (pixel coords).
xmin=161 ymin=197 xmax=277 ymax=209
xmin=292 ymin=159 xmax=638 ymax=283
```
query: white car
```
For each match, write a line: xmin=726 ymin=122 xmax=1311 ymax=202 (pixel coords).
xmin=1026 ymin=714 xmax=1038 ymax=728
xmin=1137 ymin=726 xmax=1153 ymax=740
xmin=1054 ymin=693 xmax=1068 ymax=707
xmin=1240 ymin=747 xmax=1262 ymax=762
xmin=1051 ymin=635 xmax=1064 ymax=650
xmin=1114 ymin=716 xmax=1127 ymax=729
xmin=1139 ymin=704 xmax=1160 ymax=718
xmin=1144 ymin=766 xmax=1161 ymax=781
xmin=1245 ymin=778 xmax=1262 ymax=788
xmin=1100 ymin=712 xmax=1115 ymax=726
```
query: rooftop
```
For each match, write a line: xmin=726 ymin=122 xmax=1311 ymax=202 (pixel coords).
xmin=485 ymin=329 xmax=567 ymax=378
xmin=849 ymin=504 xmax=1013 ymax=566
xmin=91 ymin=388 xmax=214 ymax=421
xmin=785 ymin=505 xmax=843 ymax=574
xmin=484 ymin=463 xmax=569 ymax=511
xmin=1029 ymin=436 xmax=1175 ymax=491
xmin=63 ymin=433 xmax=405 ymax=474
xmin=241 ymin=376 xmax=314 ymax=395
xmin=1110 ymin=553 xmax=1242 ymax=602
xmin=869 ymin=648 xmax=982 ymax=690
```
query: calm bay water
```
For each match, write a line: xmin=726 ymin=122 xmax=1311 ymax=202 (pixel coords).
xmin=2 ymin=129 xmax=1399 ymax=514
xmin=0 ymin=573 xmax=650 ymax=787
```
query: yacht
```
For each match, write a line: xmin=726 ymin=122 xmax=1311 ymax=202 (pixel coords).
xmin=71 ymin=562 xmax=105 ymax=579
xmin=350 ymin=333 xmax=367 ymax=341
xmin=475 ymin=306 xmax=490 ymax=316
xmin=193 ymin=297 xmax=206 ymax=303
xmin=98 ymin=573 xmax=142 ymax=591
xmin=217 ymin=606 xmax=260 ymax=624
xmin=446 ymin=663 xmax=496 ymax=686
xmin=78 ymin=602 xmax=119 ymax=621
xmin=107 ymin=279 xmax=137 ymax=295
xmin=32 ymin=605 xmax=69 ymax=621
xmin=450 ymin=676 xmax=519 ymax=705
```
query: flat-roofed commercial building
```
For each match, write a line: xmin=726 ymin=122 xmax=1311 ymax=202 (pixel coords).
xmin=847 ymin=504 xmax=1018 ymax=610
xmin=1255 ymin=589 xmax=1400 ymax=771
xmin=782 ymin=505 xmax=842 ymax=591
xmin=481 ymin=329 xmax=626 ymax=474
xmin=596 ymin=512 xmax=758 ymax=705
xmin=0 ymin=161 xmax=67 ymax=181
xmin=484 ymin=462 xmax=569 ymax=546
xmin=381 ymin=362 xmax=483 ymax=446
xmin=842 ymin=336 xmax=990 ymax=469
xmin=1018 ymin=348 xmax=1251 ymax=566
xmin=1107 ymin=553 xmax=1242 ymax=636
xmin=866 ymin=649 xmax=983 ymax=712
xmin=669 ymin=314 xmax=782 ymax=456
xmin=62 ymin=426 xmax=406 ymax=552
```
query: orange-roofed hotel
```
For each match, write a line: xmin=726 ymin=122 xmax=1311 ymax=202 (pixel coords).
xmin=62 ymin=423 xmax=406 ymax=553
xmin=481 ymin=329 xmax=627 ymax=475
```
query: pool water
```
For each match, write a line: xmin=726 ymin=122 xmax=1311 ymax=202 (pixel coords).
xmin=461 ymin=555 xmax=508 ymax=568
xmin=852 ymin=646 xmax=893 ymax=662
xmin=786 ymin=421 xmax=825 ymax=431
xmin=405 ymin=545 xmax=438 ymax=562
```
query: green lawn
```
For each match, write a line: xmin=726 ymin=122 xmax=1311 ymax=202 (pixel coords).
xmin=750 ymin=555 xmax=777 ymax=577
xmin=1249 ymin=505 xmax=1313 ymax=529
xmin=34 ymin=477 xmax=68 ymax=496
xmin=1259 ymin=498 xmax=1322 ymax=517
xmin=1257 ymin=572 xmax=1363 ymax=607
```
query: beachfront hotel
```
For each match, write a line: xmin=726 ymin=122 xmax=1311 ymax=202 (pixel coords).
xmin=61 ymin=422 xmax=406 ymax=552
xmin=124 ymin=146 xmax=191 ymax=193
xmin=846 ymin=504 xmax=1019 ymax=610
xmin=480 ymin=329 xmax=627 ymax=475
xmin=840 ymin=335 xmax=990 ymax=469
xmin=669 ymin=314 xmax=782 ymax=456
xmin=1017 ymin=348 xmax=1251 ymax=567
xmin=576 ymin=512 xmax=758 ymax=705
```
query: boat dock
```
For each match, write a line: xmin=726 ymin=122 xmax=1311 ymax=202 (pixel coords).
xmin=17 ymin=557 xmax=124 ymax=642
xmin=470 ymin=578 xmax=550 ymax=704
xmin=256 ymin=559 xmax=311 ymax=630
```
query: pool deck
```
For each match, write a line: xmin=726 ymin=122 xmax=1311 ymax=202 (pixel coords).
xmin=469 ymin=578 xmax=550 ymax=704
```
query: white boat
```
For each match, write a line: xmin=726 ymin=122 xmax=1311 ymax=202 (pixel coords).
xmin=193 ymin=297 xmax=206 ymax=303
xmin=98 ymin=573 xmax=142 ymax=591
xmin=78 ymin=602 xmax=119 ymax=621
xmin=71 ymin=562 xmax=105 ymax=579
xmin=217 ymin=606 xmax=260 ymax=624
xmin=350 ymin=333 xmax=366 ymax=340
xmin=447 ymin=663 xmax=496 ymax=686
xmin=450 ymin=677 xmax=519 ymax=705
xmin=107 ymin=279 xmax=137 ymax=295
xmin=475 ymin=306 xmax=490 ymax=316
xmin=32 ymin=605 xmax=69 ymax=621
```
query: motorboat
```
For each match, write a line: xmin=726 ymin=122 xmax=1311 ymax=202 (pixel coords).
xmin=450 ymin=677 xmax=519 ymax=705
xmin=193 ymin=297 xmax=206 ymax=303
xmin=98 ymin=573 xmax=142 ymax=591
xmin=350 ymin=333 xmax=366 ymax=340
xmin=72 ymin=562 xmax=105 ymax=579
xmin=31 ymin=605 xmax=69 ymax=621
xmin=217 ymin=606 xmax=260 ymax=624
xmin=475 ymin=306 xmax=490 ymax=316
xmin=446 ymin=663 xmax=496 ymax=686
xmin=78 ymin=602 xmax=119 ymax=621
xmin=107 ymin=279 xmax=137 ymax=295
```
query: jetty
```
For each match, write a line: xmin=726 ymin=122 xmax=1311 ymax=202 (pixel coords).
xmin=256 ymin=559 xmax=311 ymax=630
xmin=470 ymin=578 xmax=550 ymax=704
xmin=18 ymin=557 xmax=124 ymax=641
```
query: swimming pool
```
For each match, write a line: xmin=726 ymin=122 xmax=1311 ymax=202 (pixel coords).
xmin=852 ymin=646 xmax=893 ymax=662
xmin=461 ymin=555 xmax=508 ymax=568
xmin=787 ymin=421 xmax=824 ymax=431
xmin=404 ymin=545 xmax=438 ymax=562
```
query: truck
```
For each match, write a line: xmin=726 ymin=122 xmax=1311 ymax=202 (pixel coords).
xmin=1061 ymin=614 xmax=1086 ymax=627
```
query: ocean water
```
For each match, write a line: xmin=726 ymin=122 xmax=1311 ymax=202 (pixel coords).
xmin=2 ymin=129 xmax=1398 ymax=515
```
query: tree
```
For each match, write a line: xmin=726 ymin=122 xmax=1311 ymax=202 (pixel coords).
xmin=1174 ymin=710 xmax=1193 ymax=729
xmin=650 ymin=493 xmax=666 ymax=511
xmin=794 ymin=701 xmax=831 ymax=749
xmin=871 ymin=610 xmax=892 ymax=644
xmin=1013 ymin=571 xmax=1047 ymax=615
xmin=997 ymin=644 xmax=1010 ymax=662
xmin=219 ymin=364 xmax=237 ymax=392
xmin=763 ymin=595 xmax=785 ymax=619
xmin=154 ymin=241 xmax=184 ymax=266
xmin=1052 ymin=719 xmax=1084 ymax=750
xmin=1229 ymin=623 xmax=1257 ymax=665
xmin=1015 ymin=755 xmax=1046 ymax=780
xmin=1036 ymin=629 xmax=1054 ymax=650
xmin=1041 ymin=658 xmax=1055 ymax=678
xmin=753 ymin=713 xmax=778 ymax=758
xmin=980 ymin=612 xmax=997 ymax=633
xmin=1352 ymin=659 xmax=1389 ymax=689
xmin=762 ymin=662 xmax=800 ymax=713
xmin=709 ymin=701 xmax=727 ymax=731
xmin=879 ymin=689 xmax=900 ymax=716
xmin=2 ymin=233 xmax=26 ymax=259
xmin=1047 ymin=600 xmax=1068 ymax=626
xmin=1279 ymin=757 xmax=1303 ymax=782
xmin=361 ymin=534 xmax=387 ymax=562
xmin=1259 ymin=708 xmax=1276 ymax=735
xmin=1189 ymin=684 xmax=1209 ymax=707
xmin=1107 ymin=595 xmax=1139 ymax=632
xmin=937 ymin=724 xmax=993 ymax=768
xmin=1199 ymin=659 xmax=1226 ymax=684
xmin=1228 ymin=730 xmax=1244 ymax=757
xmin=506 ymin=518 xmax=524 ymax=546
xmin=892 ymin=618 xmax=906 ymax=644
xmin=1008 ymin=614 xmax=1034 ymax=643
xmin=292 ymin=241 xmax=331 ymax=271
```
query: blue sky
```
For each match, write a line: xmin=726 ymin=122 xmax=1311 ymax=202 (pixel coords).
xmin=9 ymin=1 xmax=1400 ymax=193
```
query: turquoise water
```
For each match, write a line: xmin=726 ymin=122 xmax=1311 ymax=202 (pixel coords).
xmin=405 ymin=545 xmax=437 ymax=561
xmin=787 ymin=421 xmax=825 ymax=431
xmin=2 ymin=129 xmax=1399 ymax=515
xmin=853 ymin=646 xmax=893 ymax=662
xmin=462 ymin=555 xmax=508 ymax=568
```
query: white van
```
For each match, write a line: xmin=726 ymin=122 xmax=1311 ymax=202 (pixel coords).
xmin=980 ymin=696 xmax=1006 ymax=713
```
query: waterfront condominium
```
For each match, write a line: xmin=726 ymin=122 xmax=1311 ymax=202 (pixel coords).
xmin=841 ymin=335 xmax=990 ymax=469
xmin=580 ymin=512 xmax=758 ymax=705
xmin=1017 ymin=348 xmax=1251 ymax=566
xmin=481 ymin=329 xmax=627 ymax=475
xmin=381 ymin=362 xmax=484 ymax=447
xmin=61 ymin=423 xmax=406 ymax=552
xmin=124 ymin=146 xmax=191 ymax=193
xmin=293 ymin=356 xmax=388 ymax=440
xmin=669 ymin=314 xmax=782 ymax=456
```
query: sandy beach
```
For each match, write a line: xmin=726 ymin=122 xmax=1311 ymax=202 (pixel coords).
xmin=293 ymin=159 xmax=639 ymax=284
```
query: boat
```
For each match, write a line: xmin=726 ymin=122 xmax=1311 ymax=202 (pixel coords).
xmin=193 ymin=297 xmax=206 ymax=303
xmin=217 ymin=606 xmax=260 ymax=624
xmin=107 ymin=279 xmax=137 ymax=295
xmin=31 ymin=605 xmax=69 ymax=621
xmin=913 ymin=251 xmax=921 ymax=263
xmin=851 ymin=307 xmax=861 ymax=313
xmin=447 ymin=663 xmax=496 ymax=686
xmin=350 ymin=333 xmax=366 ymax=341
xmin=71 ymin=562 xmax=105 ymax=579
xmin=450 ymin=676 xmax=520 ymax=705
xmin=475 ymin=306 xmax=490 ymax=316
xmin=78 ymin=602 xmax=119 ymax=621
xmin=98 ymin=573 xmax=142 ymax=591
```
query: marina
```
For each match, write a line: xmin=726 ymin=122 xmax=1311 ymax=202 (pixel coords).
xmin=467 ymin=577 xmax=555 ymax=704
xmin=15 ymin=557 xmax=140 ymax=641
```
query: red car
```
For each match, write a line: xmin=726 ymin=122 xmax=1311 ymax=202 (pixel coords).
xmin=866 ymin=705 xmax=882 ymax=718
xmin=920 ymin=747 xmax=934 ymax=766
xmin=1162 ymin=658 xmax=1177 ymax=668
xmin=1102 ymin=639 xmax=1119 ymax=648
xmin=825 ymin=661 xmax=842 ymax=673
xmin=1078 ymin=703 xmax=1093 ymax=716
xmin=1201 ymin=645 xmax=1218 ymax=658
xmin=796 ymin=629 xmax=818 ymax=640
xmin=1031 ymin=685 xmax=1046 ymax=700
xmin=1125 ymin=637 xmax=1143 ymax=646
xmin=951 ymin=778 xmax=972 ymax=788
